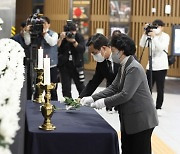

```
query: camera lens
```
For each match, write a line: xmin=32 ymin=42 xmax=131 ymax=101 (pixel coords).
xmin=66 ymin=32 xmax=75 ymax=39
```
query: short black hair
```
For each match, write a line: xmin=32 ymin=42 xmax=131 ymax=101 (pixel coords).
xmin=86 ymin=36 xmax=92 ymax=46
xmin=152 ymin=19 xmax=165 ymax=27
xmin=112 ymin=30 xmax=121 ymax=37
xmin=20 ymin=21 xmax=26 ymax=28
xmin=64 ymin=21 xmax=76 ymax=31
xmin=86 ymin=33 xmax=109 ymax=50
xmin=111 ymin=34 xmax=136 ymax=56
xmin=41 ymin=16 xmax=50 ymax=24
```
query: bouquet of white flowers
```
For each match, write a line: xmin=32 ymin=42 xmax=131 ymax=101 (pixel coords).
xmin=0 ymin=38 xmax=25 ymax=154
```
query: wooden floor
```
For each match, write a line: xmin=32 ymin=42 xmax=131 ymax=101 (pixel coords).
xmin=152 ymin=134 xmax=175 ymax=154
xmin=117 ymin=132 xmax=176 ymax=154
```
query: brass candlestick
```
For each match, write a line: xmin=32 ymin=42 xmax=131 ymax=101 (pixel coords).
xmin=33 ymin=68 xmax=44 ymax=103
xmin=39 ymin=83 xmax=56 ymax=131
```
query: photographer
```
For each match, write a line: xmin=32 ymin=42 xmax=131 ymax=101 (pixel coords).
xmin=139 ymin=19 xmax=170 ymax=115
xmin=57 ymin=21 xmax=85 ymax=98
xmin=11 ymin=21 xmax=32 ymax=99
xmin=24 ymin=15 xmax=59 ymax=100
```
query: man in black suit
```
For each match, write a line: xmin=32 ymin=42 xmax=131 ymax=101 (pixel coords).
xmin=79 ymin=33 xmax=120 ymax=112
xmin=11 ymin=21 xmax=32 ymax=99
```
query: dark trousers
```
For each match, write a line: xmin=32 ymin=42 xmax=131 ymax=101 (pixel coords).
xmin=59 ymin=61 xmax=85 ymax=98
xmin=121 ymin=128 xmax=154 ymax=154
xmin=50 ymin=66 xmax=58 ymax=100
xmin=146 ymin=70 xmax=167 ymax=109
xmin=25 ymin=65 xmax=32 ymax=100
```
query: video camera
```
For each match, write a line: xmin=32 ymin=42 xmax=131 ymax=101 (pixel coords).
xmin=144 ymin=24 xmax=158 ymax=35
xmin=26 ymin=13 xmax=44 ymax=37
xmin=26 ymin=13 xmax=45 ymax=100
xmin=64 ymin=20 xmax=76 ymax=39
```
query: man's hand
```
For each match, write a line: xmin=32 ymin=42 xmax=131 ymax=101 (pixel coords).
xmin=80 ymin=96 xmax=94 ymax=107
xmin=91 ymin=98 xmax=105 ymax=109
xmin=24 ymin=25 xmax=31 ymax=32
xmin=60 ymin=32 xmax=66 ymax=40
xmin=66 ymin=37 xmax=76 ymax=43
xmin=147 ymin=31 xmax=155 ymax=38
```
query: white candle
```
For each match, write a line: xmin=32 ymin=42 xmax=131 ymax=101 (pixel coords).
xmin=43 ymin=56 xmax=51 ymax=85
xmin=38 ymin=47 xmax=43 ymax=69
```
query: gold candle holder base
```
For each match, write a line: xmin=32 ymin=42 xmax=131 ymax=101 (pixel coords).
xmin=39 ymin=104 xmax=56 ymax=130
xmin=39 ymin=83 xmax=56 ymax=131
xmin=39 ymin=125 xmax=56 ymax=131
xmin=33 ymin=68 xmax=44 ymax=104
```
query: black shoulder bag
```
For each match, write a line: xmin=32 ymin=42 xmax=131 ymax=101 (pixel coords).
xmin=163 ymin=50 xmax=176 ymax=66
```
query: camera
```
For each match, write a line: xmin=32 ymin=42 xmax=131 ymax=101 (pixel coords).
xmin=66 ymin=31 xmax=75 ymax=39
xmin=144 ymin=24 xmax=158 ymax=35
xmin=27 ymin=13 xmax=44 ymax=37
xmin=64 ymin=20 xmax=76 ymax=39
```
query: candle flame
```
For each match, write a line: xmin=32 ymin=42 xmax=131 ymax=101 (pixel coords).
xmin=46 ymin=55 xmax=48 ymax=58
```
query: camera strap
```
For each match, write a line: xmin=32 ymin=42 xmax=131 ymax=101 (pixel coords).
xmin=68 ymin=51 xmax=73 ymax=61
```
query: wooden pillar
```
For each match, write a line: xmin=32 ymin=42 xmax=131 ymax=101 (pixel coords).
xmin=15 ymin=0 xmax=32 ymax=33
xmin=84 ymin=0 xmax=110 ymax=70
xmin=44 ymin=0 xmax=70 ymax=34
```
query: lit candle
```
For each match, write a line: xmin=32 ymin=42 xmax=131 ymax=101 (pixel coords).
xmin=43 ymin=56 xmax=51 ymax=85
xmin=38 ymin=47 xmax=43 ymax=69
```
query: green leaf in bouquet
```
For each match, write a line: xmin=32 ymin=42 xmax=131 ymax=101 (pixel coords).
xmin=64 ymin=97 xmax=81 ymax=109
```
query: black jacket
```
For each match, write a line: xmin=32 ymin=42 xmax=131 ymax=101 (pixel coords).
xmin=58 ymin=33 xmax=85 ymax=68
xmin=79 ymin=60 xmax=120 ymax=98
xmin=11 ymin=34 xmax=30 ymax=58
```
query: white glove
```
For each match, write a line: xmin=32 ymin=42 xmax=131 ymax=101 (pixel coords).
xmin=91 ymin=98 xmax=105 ymax=109
xmin=80 ymin=96 xmax=94 ymax=106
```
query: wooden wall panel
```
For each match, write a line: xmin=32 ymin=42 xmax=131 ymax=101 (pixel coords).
xmin=43 ymin=0 xmax=110 ymax=70
xmin=15 ymin=0 xmax=32 ymax=33
xmin=90 ymin=0 xmax=109 ymax=36
xmin=131 ymin=0 xmax=180 ymax=77
xmin=44 ymin=0 xmax=70 ymax=34
xmin=84 ymin=0 xmax=109 ymax=70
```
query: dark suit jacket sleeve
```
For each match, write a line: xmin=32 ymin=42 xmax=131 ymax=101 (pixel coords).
xmin=91 ymin=68 xmax=120 ymax=100
xmin=79 ymin=63 xmax=105 ymax=98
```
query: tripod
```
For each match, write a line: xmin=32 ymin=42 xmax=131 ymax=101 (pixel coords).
xmin=29 ymin=35 xmax=43 ymax=100
xmin=139 ymin=36 xmax=153 ymax=93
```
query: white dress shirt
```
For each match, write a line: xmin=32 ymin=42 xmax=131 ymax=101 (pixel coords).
xmin=107 ymin=53 xmax=114 ymax=73
xmin=23 ymin=29 xmax=58 ymax=47
xmin=139 ymin=32 xmax=170 ymax=71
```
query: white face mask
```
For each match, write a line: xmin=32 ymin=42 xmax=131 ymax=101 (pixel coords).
xmin=153 ymin=28 xmax=161 ymax=34
xmin=92 ymin=52 xmax=105 ymax=62
xmin=112 ymin=50 xmax=120 ymax=63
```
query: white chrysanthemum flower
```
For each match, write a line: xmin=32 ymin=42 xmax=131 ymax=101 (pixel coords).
xmin=0 ymin=146 xmax=11 ymax=154
xmin=0 ymin=38 xmax=25 ymax=154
